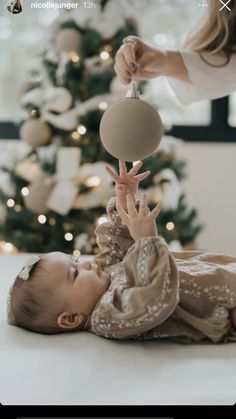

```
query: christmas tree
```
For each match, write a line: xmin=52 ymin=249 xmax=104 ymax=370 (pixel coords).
xmin=0 ymin=0 xmax=202 ymax=256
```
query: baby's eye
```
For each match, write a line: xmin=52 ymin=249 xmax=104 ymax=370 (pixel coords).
xmin=74 ymin=268 xmax=79 ymax=279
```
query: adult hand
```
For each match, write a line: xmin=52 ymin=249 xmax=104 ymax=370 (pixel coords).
xmin=114 ymin=35 xmax=167 ymax=85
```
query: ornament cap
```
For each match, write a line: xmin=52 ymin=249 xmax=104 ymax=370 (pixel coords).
xmin=126 ymin=81 xmax=140 ymax=99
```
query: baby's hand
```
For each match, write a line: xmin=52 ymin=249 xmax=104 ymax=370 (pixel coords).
xmin=105 ymin=160 xmax=150 ymax=210
xmin=116 ymin=193 xmax=161 ymax=241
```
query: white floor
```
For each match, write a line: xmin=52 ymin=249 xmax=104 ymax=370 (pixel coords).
xmin=1 ymin=254 xmax=236 ymax=405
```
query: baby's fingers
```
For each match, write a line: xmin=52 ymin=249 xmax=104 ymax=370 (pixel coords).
xmin=116 ymin=202 xmax=130 ymax=225
xmin=149 ymin=202 xmax=161 ymax=219
xmin=126 ymin=195 xmax=138 ymax=217
xmin=105 ymin=165 xmax=119 ymax=182
xmin=139 ymin=193 xmax=148 ymax=216
xmin=135 ymin=171 xmax=150 ymax=182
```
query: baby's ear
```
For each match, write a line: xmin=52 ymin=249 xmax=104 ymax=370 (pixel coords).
xmin=57 ymin=311 xmax=85 ymax=329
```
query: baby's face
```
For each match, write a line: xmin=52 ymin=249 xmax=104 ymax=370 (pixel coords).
xmin=42 ymin=252 xmax=110 ymax=327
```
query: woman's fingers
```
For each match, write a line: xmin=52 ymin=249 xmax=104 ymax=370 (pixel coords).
xmin=132 ymin=67 xmax=159 ymax=81
xmin=114 ymin=50 xmax=132 ymax=83
xmin=114 ymin=63 xmax=131 ymax=85
xmin=105 ymin=165 xmax=119 ymax=182
xmin=126 ymin=195 xmax=138 ymax=217
xmin=116 ymin=202 xmax=130 ymax=225
xmin=149 ymin=202 xmax=161 ymax=219
xmin=135 ymin=171 xmax=150 ymax=181
xmin=122 ymin=43 xmax=137 ymax=72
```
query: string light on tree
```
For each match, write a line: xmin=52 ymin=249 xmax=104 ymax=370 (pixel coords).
xmin=0 ymin=241 xmax=17 ymax=254
xmin=21 ymin=187 xmax=29 ymax=197
xmin=14 ymin=204 xmax=22 ymax=212
xmin=100 ymin=51 xmax=110 ymax=61
xmin=152 ymin=191 xmax=161 ymax=203
xmin=71 ymin=130 xmax=81 ymax=140
xmin=77 ymin=124 xmax=87 ymax=135
xmin=38 ymin=214 xmax=47 ymax=224
xmin=68 ymin=52 xmax=80 ymax=63
xmin=3 ymin=242 xmax=13 ymax=252
xmin=49 ymin=218 xmax=56 ymax=226
xmin=63 ymin=222 xmax=73 ymax=230
xmin=73 ymin=249 xmax=81 ymax=257
xmin=99 ymin=44 xmax=112 ymax=61
xmin=7 ymin=199 xmax=15 ymax=208
xmin=97 ymin=216 xmax=108 ymax=225
xmin=65 ymin=232 xmax=73 ymax=241
xmin=166 ymin=221 xmax=175 ymax=231
xmin=98 ymin=101 xmax=108 ymax=111
xmin=85 ymin=176 xmax=101 ymax=187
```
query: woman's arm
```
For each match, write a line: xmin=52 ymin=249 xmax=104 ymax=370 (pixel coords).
xmin=114 ymin=36 xmax=192 ymax=84
xmin=115 ymin=35 xmax=236 ymax=104
xmin=167 ymin=50 xmax=236 ymax=104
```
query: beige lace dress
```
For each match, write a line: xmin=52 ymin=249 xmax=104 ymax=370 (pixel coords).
xmin=85 ymin=197 xmax=236 ymax=344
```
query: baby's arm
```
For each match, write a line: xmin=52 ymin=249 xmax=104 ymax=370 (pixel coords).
xmin=94 ymin=196 xmax=136 ymax=269
xmin=95 ymin=160 xmax=150 ymax=269
xmin=91 ymin=195 xmax=179 ymax=339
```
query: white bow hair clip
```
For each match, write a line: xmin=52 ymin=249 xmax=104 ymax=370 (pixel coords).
xmin=18 ymin=255 xmax=41 ymax=280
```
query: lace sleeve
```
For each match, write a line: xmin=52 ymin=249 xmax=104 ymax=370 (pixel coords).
xmin=94 ymin=197 xmax=139 ymax=269
xmin=90 ymin=236 xmax=180 ymax=339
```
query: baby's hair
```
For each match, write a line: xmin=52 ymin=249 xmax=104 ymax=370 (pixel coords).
xmin=7 ymin=256 xmax=82 ymax=335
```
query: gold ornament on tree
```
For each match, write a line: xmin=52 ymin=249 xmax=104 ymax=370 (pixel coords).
xmin=55 ymin=28 xmax=81 ymax=84
xmin=100 ymin=81 xmax=163 ymax=162
xmin=56 ymin=28 xmax=81 ymax=55
xmin=19 ymin=118 xmax=52 ymax=149
xmin=24 ymin=174 xmax=54 ymax=214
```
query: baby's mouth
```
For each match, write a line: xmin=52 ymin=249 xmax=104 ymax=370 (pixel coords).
xmin=92 ymin=263 xmax=104 ymax=280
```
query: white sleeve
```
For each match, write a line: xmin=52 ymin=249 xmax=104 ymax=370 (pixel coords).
xmin=166 ymin=50 xmax=236 ymax=105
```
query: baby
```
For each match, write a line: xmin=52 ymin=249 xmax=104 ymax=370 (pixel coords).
xmin=7 ymin=161 xmax=236 ymax=343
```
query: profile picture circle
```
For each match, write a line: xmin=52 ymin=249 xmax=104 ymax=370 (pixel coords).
xmin=7 ymin=0 xmax=23 ymax=14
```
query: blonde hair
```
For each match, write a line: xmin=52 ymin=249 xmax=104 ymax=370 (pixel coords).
xmin=7 ymin=258 xmax=82 ymax=335
xmin=184 ymin=0 xmax=236 ymax=66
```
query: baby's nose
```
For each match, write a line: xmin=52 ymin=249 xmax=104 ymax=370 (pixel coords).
xmin=81 ymin=261 xmax=92 ymax=270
